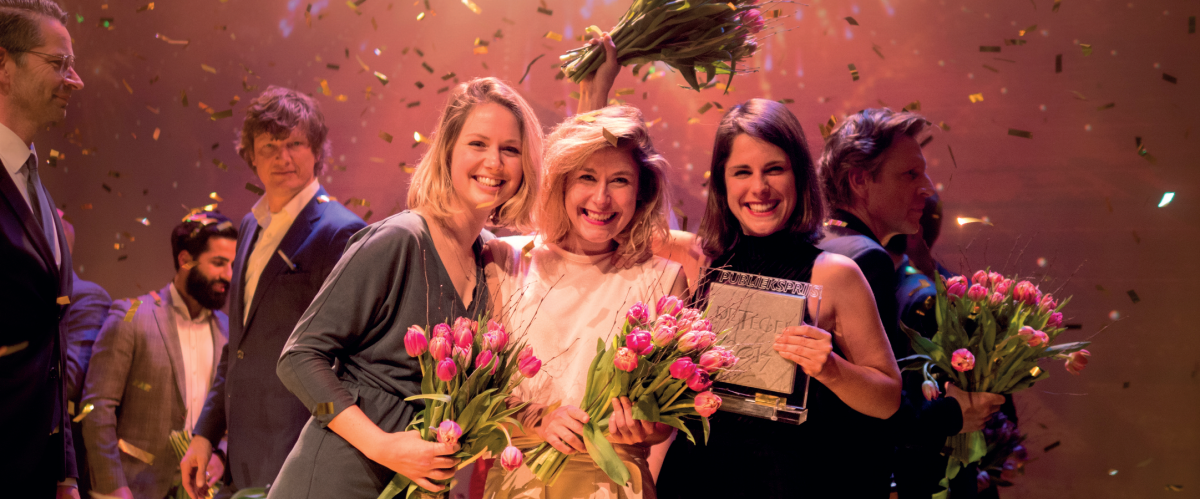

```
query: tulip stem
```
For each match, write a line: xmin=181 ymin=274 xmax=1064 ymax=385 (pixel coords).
xmin=661 ymin=385 xmax=687 ymax=410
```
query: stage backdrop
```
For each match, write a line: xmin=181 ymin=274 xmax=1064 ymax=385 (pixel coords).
xmin=40 ymin=0 xmax=1197 ymax=496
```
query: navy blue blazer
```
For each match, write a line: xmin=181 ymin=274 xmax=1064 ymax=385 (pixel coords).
xmin=194 ymin=186 xmax=365 ymax=490
xmin=817 ymin=210 xmax=906 ymax=358
xmin=0 ymin=158 xmax=77 ymax=489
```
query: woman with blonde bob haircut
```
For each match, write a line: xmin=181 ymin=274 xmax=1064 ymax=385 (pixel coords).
xmin=483 ymin=104 xmax=687 ymax=499
xmin=271 ymin=77 xmax=544 ymax=499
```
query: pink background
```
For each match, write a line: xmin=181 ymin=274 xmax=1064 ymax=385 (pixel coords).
xmin=39 ymin=0 xmax=1197 ymax=496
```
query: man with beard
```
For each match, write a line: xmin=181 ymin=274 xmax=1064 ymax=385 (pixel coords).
xmin=81 ymin=212 xmax=236 ymax=499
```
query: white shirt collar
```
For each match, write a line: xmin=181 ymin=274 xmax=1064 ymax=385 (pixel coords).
xmin=249 ymin=179 xmax=322 ymax=229
xmin=0 ymin=122 xmax=33 ymax=175
xmin=169 ymin=282 xmax=212 ymax=323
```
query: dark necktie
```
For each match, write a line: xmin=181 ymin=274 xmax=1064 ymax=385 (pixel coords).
xmin=24 ymin=152 xmax=58 ymax=264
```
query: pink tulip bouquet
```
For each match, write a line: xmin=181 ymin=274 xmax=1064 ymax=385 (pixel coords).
xmin=523 ymin=296 xmax=738 ymax=486
xmin=560 ymin=0 xmax=771 ymax=91
xmin=378 ymin=317 xmax=542 ymax=499
xmin=901 ymin=270 xmax=1090 ymax=491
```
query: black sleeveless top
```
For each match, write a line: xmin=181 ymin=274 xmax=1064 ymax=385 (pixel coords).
xmin=656 ymin=232 xmax=893 ymax=498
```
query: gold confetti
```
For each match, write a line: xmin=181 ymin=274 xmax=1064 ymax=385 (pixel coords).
xmin=948 ymin=145 xmax=958 ymax=168
xmin=152 ymin=127 xmax=161 ymax=140
xmin=687 ymin=117 xmax=700 ymax=124
xmin=1166 ymin=485 xmax=1184 ymax=492
xmin=316 ymin=402 xmax=335 ymax=415
xmin=872 ymin=44 xmax=885 ymax=59
xmin=844 ymin=16 xmax=858 ymax=25
xmin=213 ymin=159 xmax=228 ymax=171
xmin=979 ymin=46 xmax=1001 ymax=52
xmin=124 ymin=300 xmax=142 ymax=322
xmin=544 ymin=31 xmax=563 ymax=41
xmin=968 ymin=93 xmax=984 ymax=103
xmin=697 ymin=102 xmax=713 ymax=114
xmin=400 ymin=162 xmax=415 ymax=173
xmin=374 ymin=71 xmax=389 ymax=85
xmin=57 ymin=295 xmax=71 ymax=305
xmin=1030 ymin=366 xmax=1042 ymax=377
xmin=956 ymin=217 xmax=992 ymax=226
xmin=336 ymin=94 xmax=348 ymax=102
xmin=1163 ymin=73 xmax=1178 ymax=84
xmin=136 ymin=3 xmax=154 ymax=12
xmin=1052 ymin=0 xmax=1061 ymax=12
xmin=1080 ymin=43 xmax=1092 ymax=56
xmin=614 ymin=88 xmax=635 ymax=96
xmin=155 ymin=33 xmax=189 ymax=46
xmin=537 ymin=6 xmax=553 ymax=15
xmin=576 ymin=112 xmax=598 ymax=123
xmin=1190 ymin=16 xmax=1196 ymax=34
xmin=414 ymin=81 xmax=425 ymax=89
xmin=460 ymin=0 xmax=481 ymax=13
xmin=136 ymin=218 xmax=150 ymax=226
xmin=277 ymin=250 xmax=297 ymax=271
xmin=180 ymin=90 xmax=188 ymax=107
xmin=518 ymin=54 xmax=545 ymax=84
xmin=118 ymin=439 xmax=155 ymax=465
xmin=1056 ymin=54 xmax=1063 ymax=73
xmin=208 ymin=192 xmax=223 ymax=202
xmin=441 ymin=72 xmax=456 ymax=81
xmin=982 ymin=64 xmax=999 ymax=73
xmin=317 ymin=195 xmax=337 ymax=204
xmin=210 ymin=109 xmax=233 ymax=121
xmin=72 ymin=403 xmax=94 ymax=423
xmin=416 ymin=12 xmax=426 ymax=21
xmin=602 ymin=127 xmax=619 ymax=147
xmin=848 ymin=63 xmax=859 ymax=81
xmin=1007 ymin=128 xmax=1033 ymax=139
xmin=201 ymin=64 xmax=217 ymax=74
xmin=473 ymin=46 xmax=488 ymax=55
xmin=0 ymin=341 xmax=29 ymax=357
xmin=380 ymin=131 xmax=394 ymax=143
xmin=133 ymin=381 xmax=151 ymax=391
xmin=319 ymin=79 xmax=332 ymax=96
xmin=245 ymin=183 xmax=265 ymax=196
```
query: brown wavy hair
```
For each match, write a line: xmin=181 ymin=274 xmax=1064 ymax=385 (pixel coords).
xmin=817 ymin=108 xmax=931 ymax=210
xmin=538 ymin=105 xmax=669 ymax=264
xmin=406 ymin=77 xmax=542 ymax=230
xmin=237 ymin=86 xmax=332 ymax=176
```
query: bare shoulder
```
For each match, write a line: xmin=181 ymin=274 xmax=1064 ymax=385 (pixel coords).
xmin=812 ymin=252 xmax=864 ymax=286
xmin=657 ymin=230 xmax=704 ymax=266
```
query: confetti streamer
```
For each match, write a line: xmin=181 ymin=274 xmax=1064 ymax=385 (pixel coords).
xmin=1007 ymin=128 xmax=1033 ymax=139
xmin=982 ymin=64 xmax=999 ymax=73
xmin=1055 ymin=54 xmax=1062 ymax=73
xmin=518 ymin=54 xmax=546 ymax=84
xmin=277 ymin=250 xmax=297 ymax=271
xmin=844 ymin=16 xmax=858 ymax=25
xmin=72 ymin=403 xmax=94 ymax=423
xmin=1043 ymin=441 xmax=1061 ymax=452
xmin=245 ymin=183 xmax=265 ymax=196
xmin=848 ymin=63 xmax=859 ymax=81
xmin=947 ymin=145 xmax=958 ymax=168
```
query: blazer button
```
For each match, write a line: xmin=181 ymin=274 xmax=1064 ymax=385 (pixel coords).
xmin=237 ymin=350 xmax=245 ymax=359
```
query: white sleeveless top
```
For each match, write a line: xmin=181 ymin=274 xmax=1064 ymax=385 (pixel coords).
xmin=487 ymin=236 xmax=682 ymax=408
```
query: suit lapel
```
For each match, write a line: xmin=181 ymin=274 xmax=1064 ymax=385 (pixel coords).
xmin=0 ymin=159 xmax=57 ymax=276
xmin=242 ymin=188 xmax=325 ymax=334
xmin=228 ymin=216 xmax=258 ymax=347
xmin=43 ymin=185 xmax=71 ymax=297
xmin=152 ymin=285 xmax=189 ymax=408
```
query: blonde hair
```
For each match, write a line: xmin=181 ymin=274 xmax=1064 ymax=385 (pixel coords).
xmin=538 ymin=105 xmax=669 ymax=264
xmin=406 ymin=77 xmax=543 ymax=230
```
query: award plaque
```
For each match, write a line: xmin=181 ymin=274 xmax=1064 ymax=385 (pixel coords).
xmin=698 ymin=267 xmax=822 ymax=425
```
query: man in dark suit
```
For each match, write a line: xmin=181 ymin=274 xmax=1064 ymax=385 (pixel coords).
xmin=0 ymin=1 xmax=86 ymax=497
xmin=83 ymin=213 xmax=236 ymax=499
xmin=181 ymin=86 xmax=365 ymax=499
xmin=817 ymin=110 xmax=1002 ymax=498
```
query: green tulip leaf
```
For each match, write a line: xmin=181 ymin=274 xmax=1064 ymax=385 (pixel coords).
xmin=581 ymin=421 xmax=632 ymax=485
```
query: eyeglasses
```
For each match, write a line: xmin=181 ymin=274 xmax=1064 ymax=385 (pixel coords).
xmin=21 ymin=50 xmax=78 ymax=79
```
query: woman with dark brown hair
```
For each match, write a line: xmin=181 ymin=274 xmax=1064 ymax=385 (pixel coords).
xmin=654 ymin=99 xmax=901 ymax=498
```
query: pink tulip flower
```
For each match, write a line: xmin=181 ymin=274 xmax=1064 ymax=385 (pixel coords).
xmin=404 ymin=326 xmax=428 ymax=357
xmin=500 ymin=446 xmax=524 ymax=472
xmin=652 ymin=324 xmax=678 ymax=347
xmin=697 ymin=350 xmax=724 ymax=374
xmin=613 ymin=347 xmax=638 ymax=372
xmin=453 ymin=345 xmax=472 ymax=370
xmin=626 ymin=301 xmax=650 ymax=325
xmin=736 ymin=8 xmax=765 ymax=34
xmin=436 ymin=358 xmax=457 ymax=381
xmin=669 ymin=357 xmax=697 ymax=380
xmin=994 ymin=278 xmax=1014 ymax=296
xmin=654 ymin=315 xmax=676 ymax=330
xmin=967 ymin=284 xmax=989 ymax=302
xmin=656 ymin=295 xmax=682 ymax=317
xmin=486 ymin=320 xmax=509 ymax=350
xmin=678 ymin=309 xmax=702 ymax=324
xmin=945 ymin=275 xmax=968 ymax=299
xmin=1065 ymin=349 xmax=1090 ymax=375
xmin=626 ymin=329 xmax=654 ymax=356
xmin=1046 ymin=312 xmax=1063 ymax=329
xmin=435 ymin=420 xmax=462 ymax=444
xmin=517 ymin=350 xmax=542 ymax=377
xmin=453 ymin=325 xmax=474 ymax=349
xmin=429 ymin=337 xmax=452 ymax=361
xmin=951 ymin=348 xmax=975 ymax=372
xmin=717 ymin=347 xmax=738 ymax=368
xmin=922 ymin=380 xmax=941 ymax=401
xmin=971 ymin=270 xmax=990 ymax=287
xmin=1038 ymin=293 xmax=1058 ymax=314
xmin=432 ymin=323 xmax=453 ymax=341
xmin=475 ymin=349 xmax=496 ymax=374
xmin=687 ymin=370 xmax=712 ymax=391
xmin=988 ymin=292 xmax=1005 ymax=307
xmin=1012 ymin=281 xmax=1040 ymax=307
xmin=693 ymin=391 xmax=722 ymax=417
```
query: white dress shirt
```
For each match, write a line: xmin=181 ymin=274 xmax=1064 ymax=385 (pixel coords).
xmin=167 ymin=283 xmax=215 ymax=434
xmin=0 ymin=122 xmax=59 ymax=266
xmin=242 ymin=179 xmax=321 ymax=324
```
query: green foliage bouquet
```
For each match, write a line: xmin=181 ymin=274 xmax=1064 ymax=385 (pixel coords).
xmin=902 ymin=270 xmax=1091 ymax=497
xmin=378 ymin=317 xmax=542 ymax=499
xmin=523 ymin=296 xmax=738 ymax=486
xmin=559 ymin=0 xmax=771 ymax=91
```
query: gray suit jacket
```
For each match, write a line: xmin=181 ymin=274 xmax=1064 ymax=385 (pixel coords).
xmin=81 ymin=285 xmax=228 ymax=498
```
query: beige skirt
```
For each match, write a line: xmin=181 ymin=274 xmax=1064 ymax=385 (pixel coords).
xmin=482 ymin=438 xmax=656 ymax=499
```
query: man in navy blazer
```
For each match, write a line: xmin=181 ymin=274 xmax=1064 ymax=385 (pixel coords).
xmin=181 ymin=87 xmax=365 ymax=498
xmin=0 ymin=1 xmax=86 ymax=497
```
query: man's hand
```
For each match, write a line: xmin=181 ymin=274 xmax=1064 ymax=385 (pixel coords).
xmin=180 ymin=435 xmax=214 ymax=499
xmin=363 ymin=430 xmax=460 ymax=492
xmin=945 ymin=383 xmax=1005 ymax=433
xmin=55 ymin=485 xmax=82 ymax=499
xmin=608 ymin=397 xmax=672 ymax=446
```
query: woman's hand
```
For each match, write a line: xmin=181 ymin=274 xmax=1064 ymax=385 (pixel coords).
xmin=773 ymin=325 xmax=834 ymax=378
xmin=364 ymin=430 xmax=460 ymax=492
xmin=579 ymin=31 xmax=620 ymax=113
xmin=537 ymin=405 xmax=590 ymax=454
xmin=945 ymin=383 xmax=1006 ymax=433
xmin=608 ymin=397 xmax=672 ymax=446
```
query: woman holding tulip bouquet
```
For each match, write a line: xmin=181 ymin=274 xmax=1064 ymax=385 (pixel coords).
xmin=481 ymin=37 xmax=687 ymax=499
xmin=653 ymin=100 xmax=902 ymax=498
xmin=266 ymin=77 xmax=544 ymax=498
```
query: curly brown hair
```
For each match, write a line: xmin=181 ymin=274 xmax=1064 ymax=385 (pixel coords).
xmin=236 ymin=86 xmax=332 ymax=176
